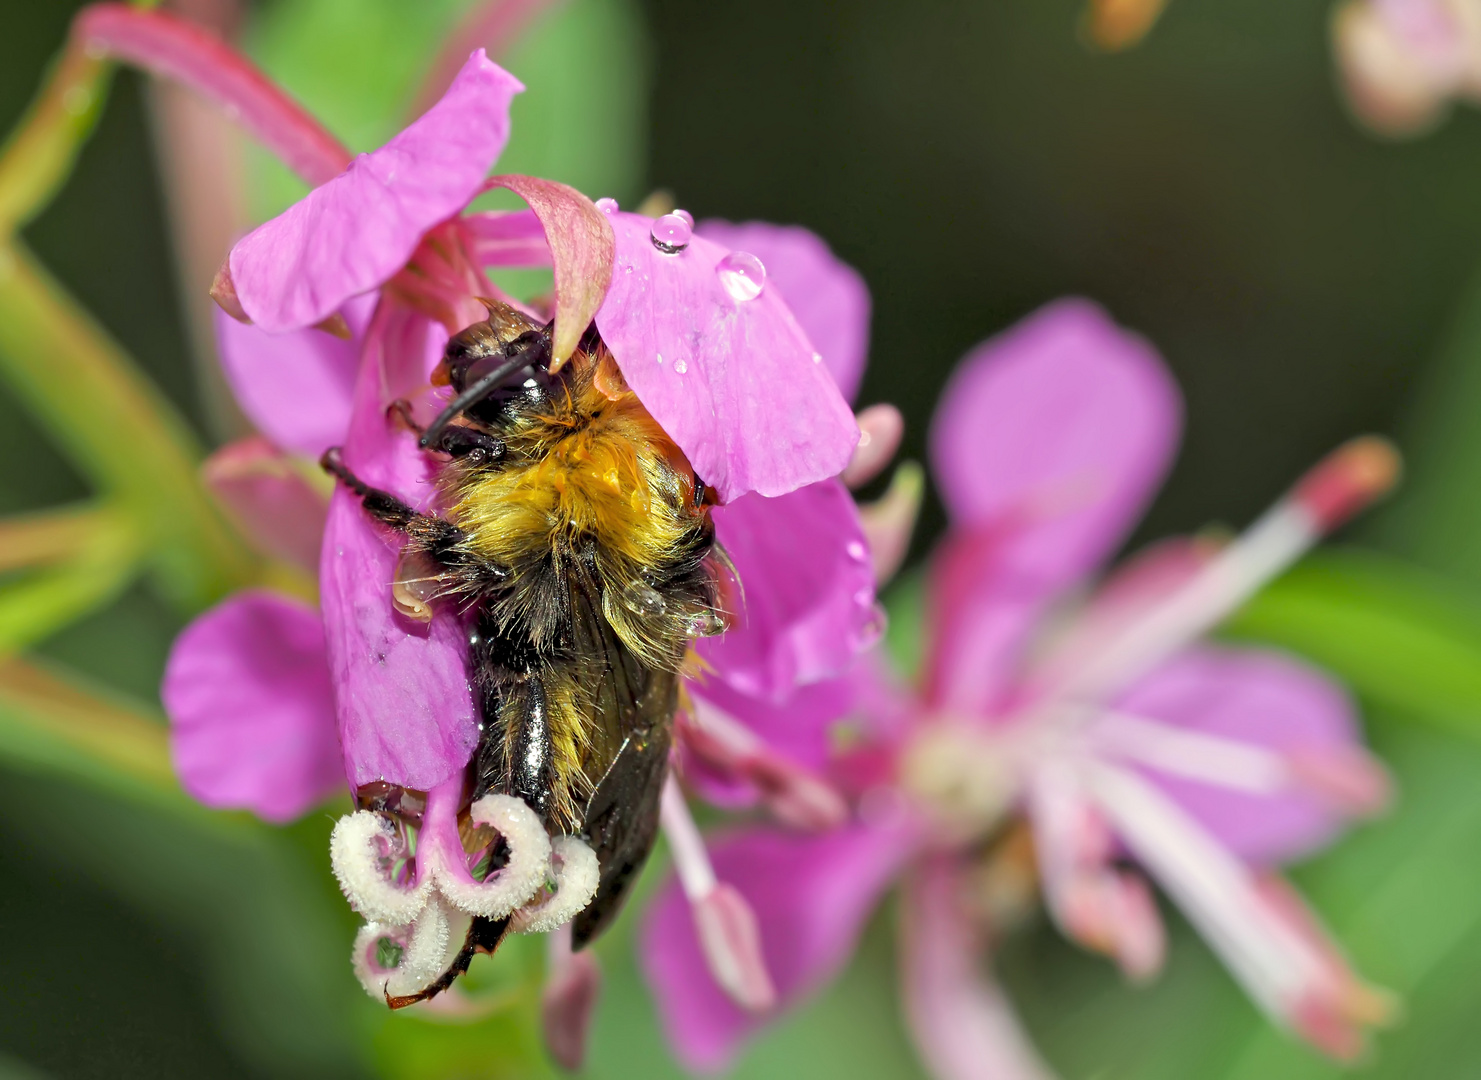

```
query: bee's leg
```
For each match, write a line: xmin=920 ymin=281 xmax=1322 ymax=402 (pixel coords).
xmin=319 ymin=447 xmax=475 ymax=572
xmin=389 ymin=400 xmax=505 ymax=464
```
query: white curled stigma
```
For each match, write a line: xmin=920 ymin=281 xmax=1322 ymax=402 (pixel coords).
xmin=351 ymin=899 xmax=471 ymax=999
xmin=330 ymin=810 xmax=432 ymax=924
xmin=332 ymin=779 xmax=607 ymax=1002
xmin=511 ymin=835 xmax=601 ymax=934
xmin=433 ymin=793 xmax=554 ymax=918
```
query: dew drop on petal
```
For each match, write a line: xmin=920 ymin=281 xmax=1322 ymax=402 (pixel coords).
xmin=852 ymin=603 xmax=887 ymax=651
xmin=650 ymin=213 xmax=693 ymax=254
xmin=846 ymin=540 xmax=869 ymax=562
xmin=656 ymin=352 xmax=665 ymax=365
xmin=813 ymin=352 xmax=824 ymax=364
xmin=595 ymin=197 xmax=619 ymax=214
xmin=716 ymin=251 xmax=766 ymax=301
xmin=674 ymin=358 xmax=688 ymax=374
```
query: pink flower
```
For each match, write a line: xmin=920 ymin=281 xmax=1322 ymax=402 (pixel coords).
xmin=80 ymin=0 xmax=885 ymax=1021
xmin=641 ymin=299 xmax=1398 ymax=1076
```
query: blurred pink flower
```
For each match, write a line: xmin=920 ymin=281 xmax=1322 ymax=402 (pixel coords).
xmin=642 ymin=299 xmax=1397 ymax=1077
xmin=1333 ymin=0 xmax=1481 ymax=135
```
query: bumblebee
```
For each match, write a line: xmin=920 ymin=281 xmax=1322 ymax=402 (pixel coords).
xmin=322 ymin=301 xmax=725 ymax=1005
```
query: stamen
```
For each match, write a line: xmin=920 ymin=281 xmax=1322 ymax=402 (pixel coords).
xmin=1094 ymin=711 xmax=1391 ymax=816
xmin=511 ymin=836 xmax=601 ymax=934
xmin=541 ymin=923 xmax=602 ymax=1072
xmin=684 ymin=699 xmax=849 ymax=831
xmin=1084 ymin=760 xmax=1391 ymax=1052
xmin=330 ymin=810 xmax=432 ymax=925
xmin=660 ymin=777 xmax=777 ymax=1011
xmin=1046 ymin=437 xmax=1400 ymax=706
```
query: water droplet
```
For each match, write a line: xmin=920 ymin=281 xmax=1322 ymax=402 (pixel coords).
xmin=813 ymin=352 xmax=824 ymax=364
xmin=853 ymin=586 xmax=875 ymax=608
xmin=846 ymin=540 xmax=869 ymax=562
xmin=852 ymin=603 xmax=888 ymax=651
xmin=623 ymin=264 xmax=634 ymax=274
xmin=595 ymin=197 xmax=619 ymax=214
xmin=716 ymin=251 xmax=766 ymax=301
xmin=674 ymin=209 xmax=695 ymax=228
xmin=650 ymin=212 xmax=693 ymax=254
xmin=686 ymin=611 xmax=728 ymax=637
xmin=626 ymin=584 xmax=668 ymax=617
xmin=656 ymin=352 xmax=664 ymax=365
xmin=674 ymin=358 xmax=688 ymax=374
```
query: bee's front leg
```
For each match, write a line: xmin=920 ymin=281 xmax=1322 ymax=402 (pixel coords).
xmin=389 ymin=399 xmax=505 ymax=464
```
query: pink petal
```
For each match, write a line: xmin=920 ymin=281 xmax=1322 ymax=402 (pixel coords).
xmin=202 ymin=437 xmax=328 ymax=574
xmin=923 ymin=299 xmax=1181 ymax=713
xmin=640 ymin=824 xmax=913 ymax=1073
xmin=483 ymin=176 xmax=614 ymax=367
xmin=595 ymin=212 xmax=859 ymax=502
xmin=461 ymin=209 xmax=554 ymax=267
xmin=229 ymin=51 xmax=523 ymax=332
xmin=212 ymin=296 xmax=373 ymax=457
xmin=77 ymin=4 xmax=351 ymax=186
xmin=695 ymin=220 xmax=872 ymax=402
xmin=697 ymin=480 xmax=877 ymax=703
xmin=929 ymin=298 xmax=1180 ymax=571
xmin=320 ymin=305 xmax=479 ymax=790
xmin=1111 ymin=646 xmax=1381 ymax=865
xmin=899 ymin=858 xmax=1058 ymax=1080
xmin=162 ymin=590 xmax=343 ymax=822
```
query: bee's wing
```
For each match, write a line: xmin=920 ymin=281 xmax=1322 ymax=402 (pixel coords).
xmin=568 ymin=573 xmax=677 ymax=949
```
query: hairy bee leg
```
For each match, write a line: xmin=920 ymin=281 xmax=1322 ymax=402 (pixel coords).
xmin=389 ymin=400 xmax=506 ymax=463
xmin=319 ymin=447 xmax=472 ymax=564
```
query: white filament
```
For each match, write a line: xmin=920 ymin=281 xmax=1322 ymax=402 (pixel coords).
xmin=660 ymin=776 xmax=717 ymax=900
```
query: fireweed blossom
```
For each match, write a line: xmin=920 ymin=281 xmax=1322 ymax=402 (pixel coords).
xmin=642 ymin=299 xmax=1398 ymax=1077
xmin=107 ymin=3 xmax=888 ymax=1033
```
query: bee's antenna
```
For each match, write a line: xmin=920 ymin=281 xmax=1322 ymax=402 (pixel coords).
xmin=420 ymin=332 xmax=549 ymax=450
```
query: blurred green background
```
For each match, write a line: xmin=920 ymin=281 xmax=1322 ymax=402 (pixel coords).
xmin=6 ymin=0 xmax=1481 ymax=1077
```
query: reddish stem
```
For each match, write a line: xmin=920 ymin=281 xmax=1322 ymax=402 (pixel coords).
xmin=74 ymin=3 xmax=351 ymax=186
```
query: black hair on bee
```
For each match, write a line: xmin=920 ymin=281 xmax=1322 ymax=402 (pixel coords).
xmin=322 ymin=300 xmax=725 ymax=1006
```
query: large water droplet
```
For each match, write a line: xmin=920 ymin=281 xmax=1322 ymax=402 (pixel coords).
xmin=716 ymin=251 xmax=766 ymax=301
xmin=650 ymin=213 xmax=693 ymax=254
xmin=686 ymin=611 xmax=728 ymax=637
xmin=674 ymin=358 xmax=688 ymax=374
xmin=595 ymin=197 xmax=619 ymax=214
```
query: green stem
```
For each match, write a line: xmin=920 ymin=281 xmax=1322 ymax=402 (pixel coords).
xmin=0 ymin=502 xmax=143 ymax=655
xmin=0 ymin=654 xmax=176 ymax=796
xmin=0 ymin=240 xmax=253 ymax=608
xmin=0 ymin=39 xmax=110 ymax=232
xmin=0 ymin=501 xmax=121 ymax=572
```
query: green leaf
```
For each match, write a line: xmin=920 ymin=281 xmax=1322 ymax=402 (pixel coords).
xmin=1223 ymin=547 xmax=1481 ymax=733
